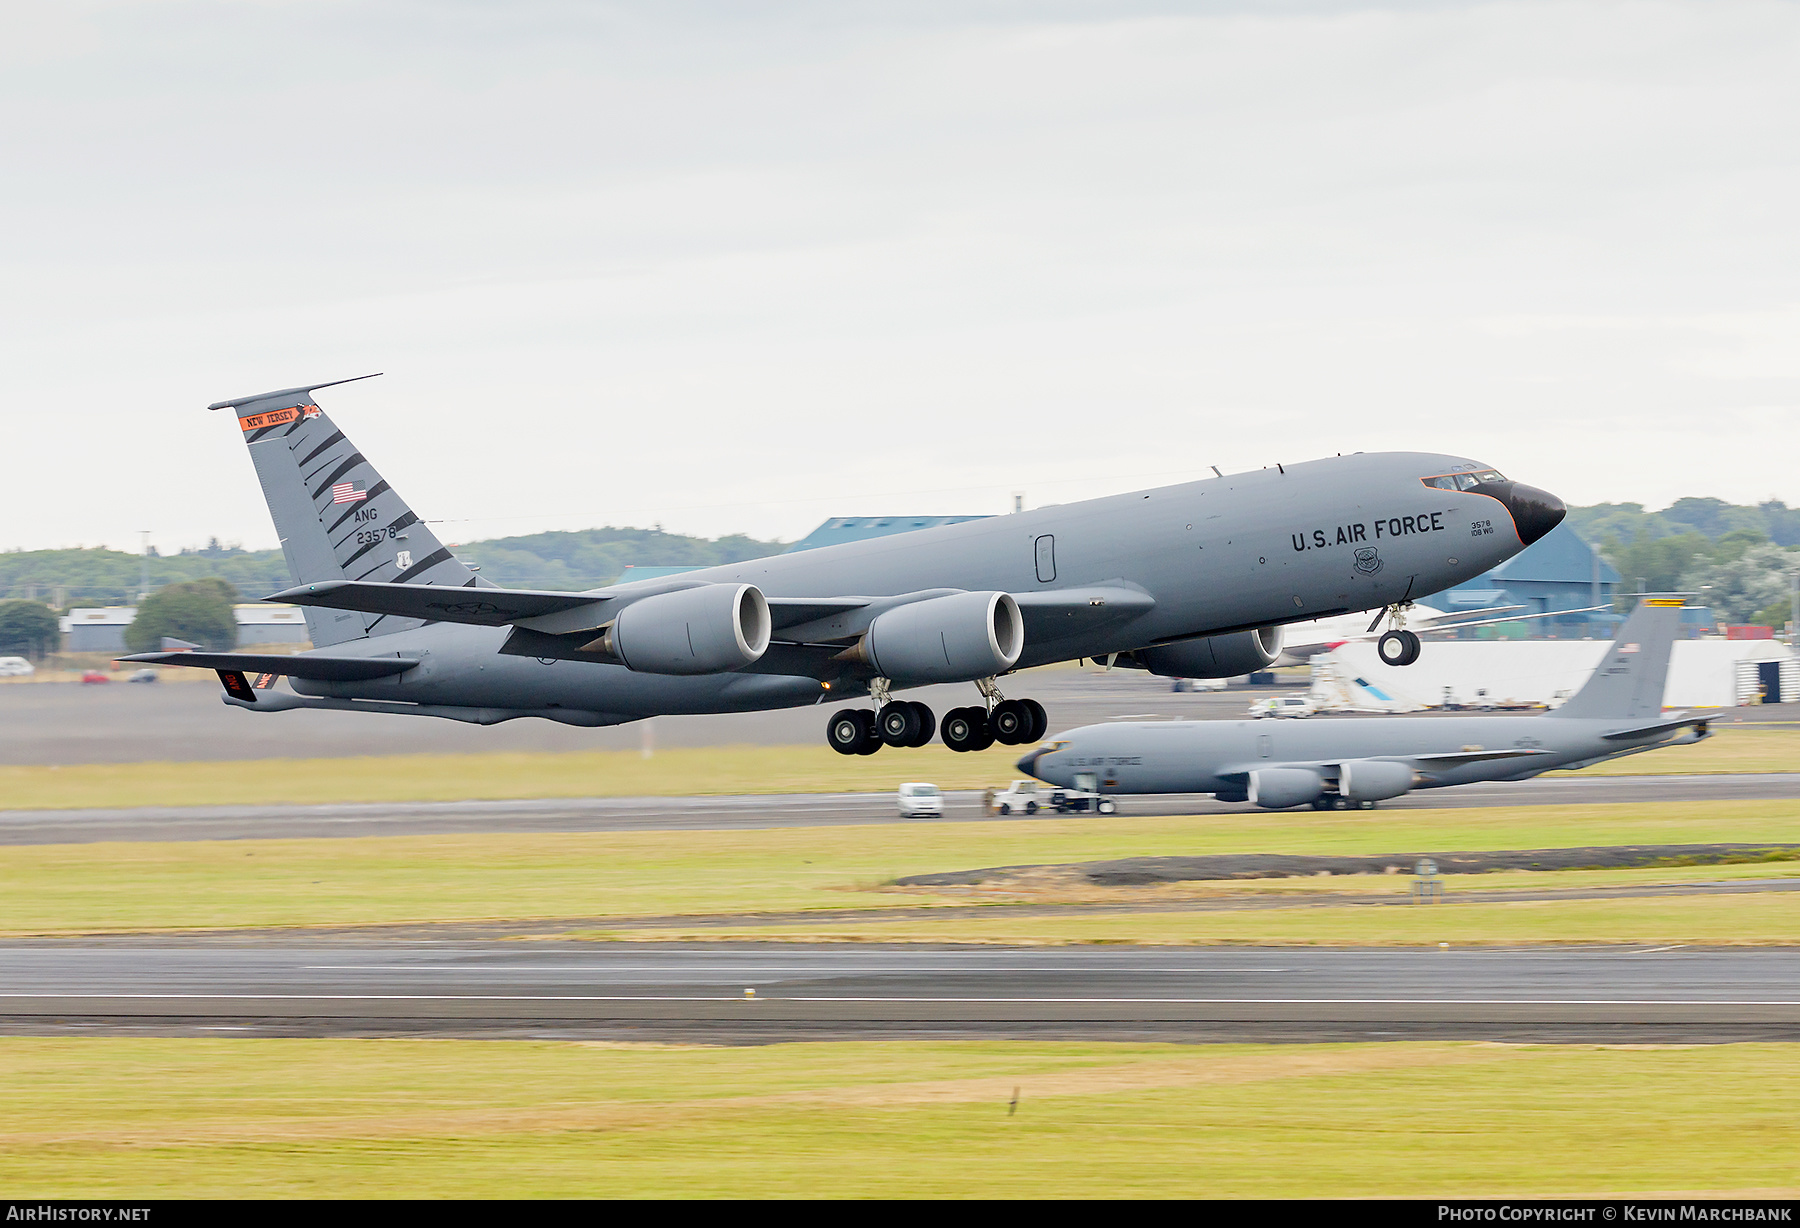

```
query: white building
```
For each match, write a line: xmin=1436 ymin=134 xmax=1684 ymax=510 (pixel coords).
xmin=1314 ymin=637 xmax=1797 ymax=710
xmin=58 ymin=604 xmax=310 ymax=652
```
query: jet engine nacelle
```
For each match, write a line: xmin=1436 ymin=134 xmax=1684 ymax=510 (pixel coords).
xmin=599 ymin=583 xmax=771 ymax=675
xmin=1138 ymin=627 xmax=1282 ymax=679
xmin=1247 ymin=767 xmax=1325 ymax=809
xmin=856 ymin=591 xmax=1024 ymax=683
xmin=1338 ymin=758 xmax=1415 ymax=803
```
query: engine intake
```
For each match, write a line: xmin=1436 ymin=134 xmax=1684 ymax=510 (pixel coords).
xmin=1138 ymin=627 xmax=1281 ymax=679
xmin=592 ymin=584 xmax=771 ymax=675
xmin=850 ymin=591 xmax=1024 ymax=683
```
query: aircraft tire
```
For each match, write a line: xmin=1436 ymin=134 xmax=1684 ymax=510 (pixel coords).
xmin=827 ymin=708 xmax=867 ymax=756
xmin=940 ymin=707 xmax=982 ymax=752
xmin=1378 ymin=629 xmax=1422 ymax=667
xmin=907 ymin=701 xmax=936 ymax=747
xmin=877 ymin=701 xmax=922 ymax=748
xmin=1020 ymin=698 xmax=1048 ymax=743
xmin=967 ymin=713 xmax=996 ymax=751
xmin=989 ymin=699 xmax=1029 ymax=744
xmin=855 ymin=716 xmax=884 ymax=755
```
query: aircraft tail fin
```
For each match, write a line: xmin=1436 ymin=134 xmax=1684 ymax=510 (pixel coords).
xmin=211 ymin=376 xmax=485 ymax=647
xmin=1549 ymin=599 xmax=1683 ymax=720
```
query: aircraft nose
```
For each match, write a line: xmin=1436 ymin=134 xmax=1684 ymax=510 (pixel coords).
xmin=1015 ymin=748 xmax=1043 ymax=776
xmin=1471 ymin=479 xmax=1566 ymax=547
xmin=1501 ymin=482 xmax=1566 ymax=546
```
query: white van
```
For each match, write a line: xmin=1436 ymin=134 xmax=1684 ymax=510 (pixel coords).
xmin=897 ymin=782 xmax=943 ymax=818
xmin=0 ymin=657 xmax=34 ymax=678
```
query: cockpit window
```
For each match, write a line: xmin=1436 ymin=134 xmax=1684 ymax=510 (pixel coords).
xmin=1421 ymin=469 xmax=1505 ymax=491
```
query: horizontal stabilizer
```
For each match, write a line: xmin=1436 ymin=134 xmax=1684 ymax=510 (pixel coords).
xmin=270 ymin=580 xmax=610 ymax=627
xmin=119 ymin=651 xmax=417 ymax=681
xmin=1601 ymin=716 xmax=1710 ymax=741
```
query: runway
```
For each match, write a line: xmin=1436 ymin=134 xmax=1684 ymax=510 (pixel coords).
xmin=2 ymin=942 xmax=1796 ymax=1043
xmin=4 ymin=772 xmax=1798 ymax=845
xmin=6 ymin=669 xmax=1795 ymax=766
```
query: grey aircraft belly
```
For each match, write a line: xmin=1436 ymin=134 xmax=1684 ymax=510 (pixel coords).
xmin=1018 ymin=600 xmax=1709 ymax=807
xmin=126 ymin=375 xmax=1565 ymax=755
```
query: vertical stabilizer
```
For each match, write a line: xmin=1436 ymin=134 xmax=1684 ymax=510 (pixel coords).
xmin=209 ymin=377 xmax=484 ymax=647
xmin=1550 ymin=599 xmax=1683 ymax=720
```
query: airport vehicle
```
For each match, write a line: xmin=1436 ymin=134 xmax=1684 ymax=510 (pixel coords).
xmin=124 ymin=376 xmax=1562 ymax=752
xmin=126 ymin=669 xmax=160 ymax=683
xmin=79 ymin=669 xmax=110 ymax=684
xmin=1019 ymin=600 xmax=1706 ymax=809
xmin=1168 ymin=677 xmax=1227 ymax=692
xmin=1249 ymin=695 xmax=1316 ymax=719
xmin=992 ymin=780 xmax=1045 ymax=815
xmin=0 ymin=657 xmax=34 ymax=677
xmin=896 ymin=782 xmax=943 ymax=818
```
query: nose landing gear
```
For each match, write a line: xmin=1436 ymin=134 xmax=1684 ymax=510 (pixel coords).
xmin=1370 ymin=604 xmax=1423 ymax=667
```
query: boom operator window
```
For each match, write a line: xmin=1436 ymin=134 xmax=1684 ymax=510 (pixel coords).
xmin=1420 ymin=469 xmax=1505 ymax=491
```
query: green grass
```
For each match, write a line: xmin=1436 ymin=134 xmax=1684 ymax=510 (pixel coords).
xmin=4 ymin=727 xmax=1794 ymax=813
xmin=0 ymin=1038 xmax=1796 ymax=1197
xmin=3 ymin=799 xmax=1797 ymax=938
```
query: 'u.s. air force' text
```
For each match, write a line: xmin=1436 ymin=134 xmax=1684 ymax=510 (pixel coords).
xmin=1292 ymin=512 xmax=1447 ymax=552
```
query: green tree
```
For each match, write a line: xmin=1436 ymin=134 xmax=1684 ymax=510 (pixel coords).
xmin=0 ymin=600 xmax=61 ymax=659
xmin=123 ymin=579 xmax=238 ymax=653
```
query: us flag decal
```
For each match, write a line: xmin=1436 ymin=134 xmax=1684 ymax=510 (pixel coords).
xmin=331 ymin=481 xmax=368 ymax=504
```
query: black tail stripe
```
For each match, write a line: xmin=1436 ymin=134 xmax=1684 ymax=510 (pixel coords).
xmin=247 ymin=424 xmax=283 ymax=443
xmin=328 ymin=481 xmax=393 ymax=536
xmin=310 ymin=454 xmax=368 ymax=501
xmin=393 ymin=547 xmax=455 ymax=584
xmin=297 ymin=431 xmax=346 ymax=468
xmin=354 ymin=561 xmax=390 ymax=581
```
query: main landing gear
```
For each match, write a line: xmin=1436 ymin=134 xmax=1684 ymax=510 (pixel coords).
xmin=825 ymin=677 xmax=1048 ymax=756
xmin=1370 ymin=603 xmax=1422 ymax=667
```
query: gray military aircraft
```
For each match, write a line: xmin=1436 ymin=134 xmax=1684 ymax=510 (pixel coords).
xmin=1017 ymin=599 xmax=1707 ymax=807
xmin=124 ymin=375 xmax=1564 ymax=754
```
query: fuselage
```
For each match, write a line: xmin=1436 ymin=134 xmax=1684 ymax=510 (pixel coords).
xmin=1021 ymin=712 xmax=1701 ymax=795
xmin=292 ymin=451 xmax=1550 ymax=720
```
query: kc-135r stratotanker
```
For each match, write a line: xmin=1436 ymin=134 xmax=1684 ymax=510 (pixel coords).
xmin=1018 ymin=599 xmax=1707 ymax=808
xmin=126 ymin=376 xmax=1565 ymax=753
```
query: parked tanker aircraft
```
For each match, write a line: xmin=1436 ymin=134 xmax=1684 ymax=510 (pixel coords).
xmin=125 ymin=375 xmax=1565 ymax=754
xmin=1018 ymin=600 xmax=1705 ymax=807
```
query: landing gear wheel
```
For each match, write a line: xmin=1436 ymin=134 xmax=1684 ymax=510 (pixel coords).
xmin=1311 ymin=799 xmax=1331 ymax=811
xmin=989 ymin=699 xmax=1030 ymax=745
xmin=827 ymin=708 xmax=867 ymax=755
xmin=1357 ymin=799 xmax=1377 ymax=810
xmin=940 ymin=707 xmax=983 ymax=753
xmin=906 ymin=701 xmax=936 ymax=747
xmin=1020 ymin=698 xmax=1048 ymax=743
xmin=877 ymin=701 xmax=922 ymax=748
xmin=1378 ymin=629 xmax=1421 ymax=667
xmin=1331 ymin=796 xmax=1351 ymax=810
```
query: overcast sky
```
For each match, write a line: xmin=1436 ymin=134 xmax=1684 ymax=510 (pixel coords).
xmin=4 ymin=0 xmax=1798 ymax=555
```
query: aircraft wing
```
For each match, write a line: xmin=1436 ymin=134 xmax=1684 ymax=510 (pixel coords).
xmin=1013 ymin=586 xmax=1157 ymax=640
xmin=1216 ymin=747 xmax=1551 ymax=781
xmin=269 ymin=580 xmax=612 ymax=627
xmin=118 ymin=651 xmax=417 ymax=681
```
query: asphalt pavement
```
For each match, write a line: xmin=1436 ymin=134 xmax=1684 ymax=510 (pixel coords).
xmin=2 ymin=772 xmax=1796 ymax=844
xmin=1 ymin=942 xmax=1793 ymax=1043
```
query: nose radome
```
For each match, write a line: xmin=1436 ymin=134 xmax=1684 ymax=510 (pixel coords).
xmin=1015 ymin=748 xmax=1043 ymax=776
xmin=1504 ymin=483 xmax=1566 ymax=546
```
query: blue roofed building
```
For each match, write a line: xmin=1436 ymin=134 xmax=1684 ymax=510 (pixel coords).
xmin=1417 ymin=523 xmax=1623 ymax=637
